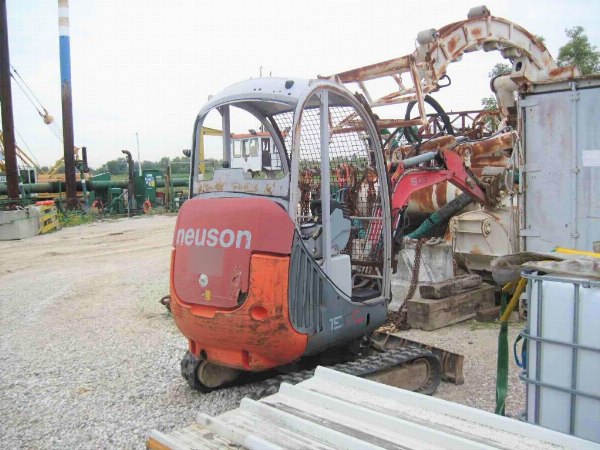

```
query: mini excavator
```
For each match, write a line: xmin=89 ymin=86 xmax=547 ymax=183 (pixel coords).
xmin=168 ymin=77 xmax=502 ymax=393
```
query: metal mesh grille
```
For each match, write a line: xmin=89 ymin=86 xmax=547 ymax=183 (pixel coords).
xmin=272 ymin=111 xmax=294 ymax=159
xmin=296 ymin=104 xmax=384 ymax=272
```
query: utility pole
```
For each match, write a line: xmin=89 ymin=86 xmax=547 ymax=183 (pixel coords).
xmin=0 ymin=0 xmax=19 ymax=202
xmin=58 ymin=0 xmax=78 ymax=209
xmin=136 ymin=132 xmax=142 ymax=174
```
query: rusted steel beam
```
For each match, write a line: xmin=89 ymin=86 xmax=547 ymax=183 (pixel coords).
xmin=328 ymin=55 xmax=411 ymax=83
xmin=454 ymin=131 xmax=514 ymax=175
xmin=326 ymin=9 xmax=579 ymax=120
xmin=331 ymin=118 xmax=427 ymax=135
xmin=0 ymin=0 xmax=19 ymax=202
xmin=377 ymin=118 xmax=427 ymax=128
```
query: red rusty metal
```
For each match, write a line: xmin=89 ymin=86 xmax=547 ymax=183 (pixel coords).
xmin=406 ymin=110 xmax=503 ymax=139
xmin=419 ymin=135 xmax=456 ymax=151
xmin=410 ymin=186 xmax=436 ymax=213
xmin=455 ymin=131 xmax=514 ymax=176
xmin=447 ymin=35 xmax=460 ymax=54
xmin=435 ymin=181 xmax=448 ymax=206
xmin=548 ymin=66 xmax=580 ymax=79
xmin=391 ymin=149 xmax=487 ymax=214
xmin=332 ymin=118 xmax=426 ymax=135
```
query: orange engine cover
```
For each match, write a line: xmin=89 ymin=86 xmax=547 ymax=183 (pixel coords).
xmin=170 ymin=197 xmax=308 ymax=371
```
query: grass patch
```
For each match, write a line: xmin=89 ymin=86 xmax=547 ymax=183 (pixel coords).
xmin=58 ymin=211 xmax=96 ymax=228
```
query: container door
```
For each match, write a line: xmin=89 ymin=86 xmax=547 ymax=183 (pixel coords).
xmin=522 ymin=83 xmax=600 ymax=252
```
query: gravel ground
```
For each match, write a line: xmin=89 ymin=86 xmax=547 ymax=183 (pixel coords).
xmin=401 ymin=321 xmax=526 ymax=417
xmin=0 ymin=215 xmax=526 ymax=449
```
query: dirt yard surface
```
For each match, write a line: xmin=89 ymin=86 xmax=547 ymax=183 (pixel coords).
xmin=0 ymin=215 xmax=526 ymax=449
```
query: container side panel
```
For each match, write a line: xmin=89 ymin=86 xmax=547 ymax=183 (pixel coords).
xmin=523 ymin=82 xmax=600 ymax=251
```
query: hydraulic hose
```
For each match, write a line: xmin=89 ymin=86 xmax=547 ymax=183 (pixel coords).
xmin=407 ymin=193 xmax=472 ymax=239
xmin=403 ymin=95 xmax=454 ymax=143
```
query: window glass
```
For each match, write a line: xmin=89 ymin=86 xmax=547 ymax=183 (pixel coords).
xmin=233 ymin=141 xmax=242 ymax=158
xmin=195 ymin=105 xmax=290 ymax=184
xmin=233 ymin=140 xmax=242 ymax=158
xmin=249 ymin=138 xmax=258 ymax=157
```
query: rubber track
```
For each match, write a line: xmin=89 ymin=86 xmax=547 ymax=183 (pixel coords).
xmin=250 ymin=347 xmax=441 ymax=399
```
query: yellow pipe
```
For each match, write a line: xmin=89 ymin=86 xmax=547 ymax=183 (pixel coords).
xmin=198 ymin=127 xmax=223 ymax=175
xmin=501 ymin=282 xmax=514 ymax=293
xmin=500 ymin=277 xmax=527 ymax=322
xmin=198 ymin=131 xmax=205 ymax=175
xmin=554 ymin=247 xmax=600 ymax=258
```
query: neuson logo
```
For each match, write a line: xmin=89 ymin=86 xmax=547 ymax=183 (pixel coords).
xmin=176 ymin=228 xmax=252 ymax=249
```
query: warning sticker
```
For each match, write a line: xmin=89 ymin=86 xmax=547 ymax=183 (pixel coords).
xmin=582 ymin=150 xmax=600 ymax=167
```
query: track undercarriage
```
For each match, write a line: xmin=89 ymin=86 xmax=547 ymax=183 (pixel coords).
xmin=180 ymin=331 xmax=464 ymax=398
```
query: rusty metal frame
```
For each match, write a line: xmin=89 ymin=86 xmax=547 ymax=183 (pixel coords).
xmin=404 ymin=110 xmax=504 ymax=140
xmin=321 ymin=8 xmax=579 ymax=133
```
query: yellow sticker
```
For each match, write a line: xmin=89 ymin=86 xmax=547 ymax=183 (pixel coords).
xmin=203 ymin=289 xmax=212 ymax=301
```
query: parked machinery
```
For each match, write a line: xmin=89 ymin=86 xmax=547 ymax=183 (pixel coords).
xmin=170 ymin=76 xmax=501 ymax=392
xmin=168 ymin=7 xmax=579 ymax=391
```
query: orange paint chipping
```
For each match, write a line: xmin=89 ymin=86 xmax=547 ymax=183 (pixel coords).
xmin=170 ymin=253 xmax=307 ymax=371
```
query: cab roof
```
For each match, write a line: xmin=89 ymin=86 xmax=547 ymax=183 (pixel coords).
xmin=196 ymin=77 xmax=354 ymax=119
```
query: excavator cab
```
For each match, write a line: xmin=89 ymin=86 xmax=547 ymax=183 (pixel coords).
xmin=170 ymin=78 xmax=392 ymax=390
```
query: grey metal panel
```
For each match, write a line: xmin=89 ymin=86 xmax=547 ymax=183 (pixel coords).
xmin=289 ymin=234 xmax=322 ymax=333
xmin=522 ymin=80 xmax=600 ymax=251
xmin=576 ymin=87 xmax=600 ymax=235
xmin=288 ymin=234 xmax=387 ymax=354
xmin=528 ymin=76 xmax=600 ymax=94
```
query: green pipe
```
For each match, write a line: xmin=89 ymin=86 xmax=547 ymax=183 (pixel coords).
xmin=0 ymin=178 xmax=188 ymax=194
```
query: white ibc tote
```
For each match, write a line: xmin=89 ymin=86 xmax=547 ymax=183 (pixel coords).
xmin=521 ymin=272 xmax=600 ymax=443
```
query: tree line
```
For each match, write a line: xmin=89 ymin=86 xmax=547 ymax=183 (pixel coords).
xmin=94 ymin=155 xmax=195 ymax=175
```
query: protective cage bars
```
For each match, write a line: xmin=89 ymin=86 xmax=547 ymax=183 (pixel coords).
xmin=293 ymin=94 xmax=386 ymax=280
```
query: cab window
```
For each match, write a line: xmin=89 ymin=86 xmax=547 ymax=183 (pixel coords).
xmin=233 ymin=140 xmax=242 ymax=158
xmin=248 ymin=138 xmax=258 ymax=157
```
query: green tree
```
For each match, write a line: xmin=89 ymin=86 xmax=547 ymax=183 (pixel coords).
xmin=488 ymin=63 xmax=511 ymax=79
xmin=141 ymin=160 xmax=160 ymax=170
xmin=535 ymin=35 xmax=546 ymax=46
xmin=481 ymin=96 xmax=498 ymax=111
xmin=557 ymin=26 xmax=600 ymax=75
xmin=168 ymin=156 xmax=191 ymax=175
xmin=105 ymin=157 xmax=127 ymax=175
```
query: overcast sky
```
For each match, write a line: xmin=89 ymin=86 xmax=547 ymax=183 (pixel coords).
xmin=4 ymin=0 xmax=600 ymax=168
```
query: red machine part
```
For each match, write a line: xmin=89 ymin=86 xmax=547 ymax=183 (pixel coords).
xmin=170 ymin=197 xmax=307 ymax=371
xmin=390 ymin=149 xmax=486 ymax=212
xmin=366 ymin=149 xmax=487 ymax=245
xmin=172 ymin=197 xmax=294 ymax=309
